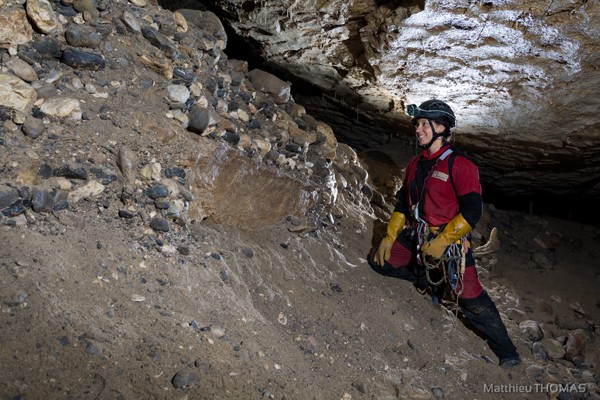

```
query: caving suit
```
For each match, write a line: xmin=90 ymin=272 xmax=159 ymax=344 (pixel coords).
xmin=370 ymin=143 xmax=520 ymax=365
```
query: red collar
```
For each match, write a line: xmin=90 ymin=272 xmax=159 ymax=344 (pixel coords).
xmin=421 ymin=144 xmax=451 ymax=160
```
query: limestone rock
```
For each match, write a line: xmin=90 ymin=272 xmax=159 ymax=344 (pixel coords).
xmin=65 ymin=25 xmax=102 ymax=48
xmin=4 ymin=57 xmax=38 ymax=83
xmin=519 ymin=320 xmax=544 ymax=342
xmin=248 ymin=69 xmax=291 ymax=104
xmin=0 ymin=73 xmax=37 ymax=113
xmin=39 ymin=97 xmax=82 ymax=120
xmin=0 ymin=8 xmax=34 ymax=49
xmin=26 ymin=0 xmax=64 ymax=34
xmin=177 ymin=9 xmax=227 ymax=50
xmin=564 ymin=329 xmax=587 ymax=361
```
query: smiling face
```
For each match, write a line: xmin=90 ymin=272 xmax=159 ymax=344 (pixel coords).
xmin=414 ymin=118 xmax=446 ymax=150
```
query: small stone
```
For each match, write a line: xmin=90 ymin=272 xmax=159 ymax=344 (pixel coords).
xmin=177 ymin=246 xmax=190 ymax=255
xmin=540 ymin=338 xmax=565 ymax=360
xmin=67 ymin=180 xmax=105 ymax=203
xmin=167 ymin=84 xmax=190 ymax=104
xmin=120 ymin=11 xmax=141 ymax=32
xmin=505 ymin=308 xmax=527 ymax=324
xmin=155 ymin=201 xmax=170 ymax=210
xmin=118 ymin=209 xmax=135 ymax=219
xmin=73 ymin=0 xmax=100 ymax=18
xmin=532 ymin=342 xmax=549 ymax=361
xmin=564 ymin=329 xmax=587 ymax=361
xmin=219 ymin=269 xmax=229 ymax=282
xmin=61 ymin=47 xmax=105 ymax=70
xmin=431 ymin=387 xmax=444 ymax=399
xmin=240 ymin=247 xmax=254 ymax=258
xmin=32 ymin=37 xmax=63 ymax=59
xmin=519 ymin=320 xmax=544 ymax=342
xmin=0 ymin=185 xmax=18 ymax=209
xmin=131 ymin=294 xmax=145 ymax=302
xmin=40 ymin=97 xmax=82 ymax=120
xmin=54 ymin=165 xmax=88 ymax=180
xmin=85 ymin=342 xmax=101 ymax=355
xmin=172 ymin=368 xmax=198 ymax=389
xmin=150 ymin=217 xmax=169 ymax=232
xmin=31 ymin=188 xmax=53 ymax=213
xmin=3 ymin=289 xmax=27 ymax=306
xmin=187 ymin=106 xmax=209 ymax=134
xmin=146 ymin=184 xmax=170 ymax=199
xmin=572 ymin=356 xmax=585 ymax=367
xmin=65 ymin=25 xmax=102 ymax=48
xmin=172 ymin=66 xmax=196 ymax=86
xmin=38 ymin=164 xmax=54 ymax=179
xmin=221 ymin=131 xmax=240 ymax=145
xmin=141 ymin=26 xmax=177 ymax=59
xmin=5 ymin=57 xmax=38 ymax=82
xmin=117 ymin=146 xmax=136 ymax=184
xmin=2 ymin=200 xmax=27 ymax=217
xmin=57 ymin=336 xmax=69 ymax=347
xmin=22 ymin=116 xmax=45 ymax=139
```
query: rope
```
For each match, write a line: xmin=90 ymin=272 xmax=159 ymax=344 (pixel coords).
xmin=421 ymin=240 xmax=466 ymax=297
xmin=415 ymin=214 xmax=467 ymax=300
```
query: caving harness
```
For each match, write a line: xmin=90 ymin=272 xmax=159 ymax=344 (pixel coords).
xmin=411 ymin=148 xmax=468 ymax=297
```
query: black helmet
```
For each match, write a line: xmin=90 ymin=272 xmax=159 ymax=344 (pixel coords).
xmin=407 ymin=99 xmax=456 ymax=129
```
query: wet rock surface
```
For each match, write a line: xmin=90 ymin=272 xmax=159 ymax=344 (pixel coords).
xmin=0 ymin=1 xmax=599 ymax=399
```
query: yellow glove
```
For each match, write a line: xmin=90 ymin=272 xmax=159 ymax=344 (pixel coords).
xmin=421 ymin=213 xmax=471 ymax=260
xmin=376 ymin=212 xmax=405 ymax=266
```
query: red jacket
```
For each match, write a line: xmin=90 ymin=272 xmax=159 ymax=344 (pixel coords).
xmin=395 ymin=144 xmax=482 ymax=228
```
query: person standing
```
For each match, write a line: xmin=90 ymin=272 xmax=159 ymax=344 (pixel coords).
xmin=369 ymin=99 xmax=520 ymax=367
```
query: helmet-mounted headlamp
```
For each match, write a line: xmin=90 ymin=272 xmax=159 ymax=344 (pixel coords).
xmin=406 ymin=100 xmax=456 ymax=128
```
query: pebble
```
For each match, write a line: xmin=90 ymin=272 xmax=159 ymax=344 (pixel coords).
xmin=22 ymin=116 xmax=45 ymax=139
xmin=3 ymin=289 xmax=27 ymax=306
xmin=177 ymin=246 xmax=190 ymax=255
xmin=53 ymin=165 xmax=88 ymax=180
xmin=64 ymin=25 xmax=102 ymax=48
xmin=149 ymin=217 xmax=169 ymax=232
xmin=31 ymin=188 xmax=53 ymax=213
xmin=61 ymin=47 xmax=106 ymax=70
xmin=117 ymin=146 xmax=136 ymax=184
xmin=564 ymin=329 xmax=587 ymax=361
xmin=146 ymin=184 xmax=169 ymax=199
xmin=519 ymin=320 xmax=544 ymax=342
xmin=0 ymin=186 xmax=18 ymax=209
xmin=431 ymin=387 xmax=445 ymax=399
xmin=219 ymin=269 xmax=229 ymax=282
xmin=85 ymin=342 xmax=101 ymax=355
xmin=171 ymin=368 xmax=198 ymax=389
xmin=141 ymin=26 xmax=178 ymax=59
xmin=240 ymin=247 xmax=254 ymax=258
xmin=187 ymin=105 xmax=210 ymax=134
xmin=131 ymin=294 xmax=145 ymax=302
xmin=118 ymin=209 xmax=136 ymax=219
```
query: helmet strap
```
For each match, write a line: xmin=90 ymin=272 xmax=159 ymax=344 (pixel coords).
xmin=418 ymin=120 xmax=447 ymax=149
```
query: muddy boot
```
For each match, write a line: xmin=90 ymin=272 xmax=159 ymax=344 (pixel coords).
xmin=459 ymin=291 xmax=520 ymax=366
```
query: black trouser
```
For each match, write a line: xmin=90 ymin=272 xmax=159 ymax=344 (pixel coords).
xmin=459 ymin=291 xmax=519 ymax=363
